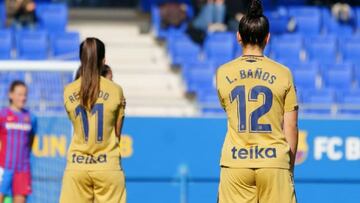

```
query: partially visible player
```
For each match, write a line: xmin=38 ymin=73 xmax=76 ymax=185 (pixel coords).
xmin=101 ymin=64 xmax=113 ymax=80
xmin=60 ymin=37 xmax=127 ymax=203
xmin=216 ymin=0 xmax=298 ymax=202
xmin=0 ymin=81 xmax=36 ymax=203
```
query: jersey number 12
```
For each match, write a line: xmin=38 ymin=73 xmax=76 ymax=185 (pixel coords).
xmin=230 ymin=85 xmax=273 ymax=133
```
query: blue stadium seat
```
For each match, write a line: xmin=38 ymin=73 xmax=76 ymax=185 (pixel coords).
xmin=265 ymin=44 xmax=271 ymax=56
xmin=302 ymin=89 xmax=335 ymax=104
xmin=341 ymin=39 xmax=360 ymax=62
xmin=170 ymin=37 xmax=201 ymax=66
xmin=51 ymin=32 xmax=80 ymax=60
xmin=322 ymin=8 xmax=355 ymax=35
xmin=197 ymin=90 xmax=224 ymax=115
xmin=277 ymin=0 xmax=307 ymax=5
xmin=151 ymin=5 xmax=192 ymax=39
xmin=272 ymin=34 xmax=303 ymax=61
xmin=302 ymin=89 xmax=335 ymax=114
xmin=204 ymin=32 xmax=235 ymax=65
xmin=338 ymin=35 xmax=360 ymax=51
xmin=265 ymin=10 xmax=289 ymax=34
xmin=293 ymin=68 xmax=317 ymax=89
xmin=182 ymin=61 xmax=215 ymax=79
xmin=36 ymin=3 xmax=68 ymax=33
xmin=0 ymin=29 xmax=12 ymax=59
xmin=322 ymin=65 xmax=353 ymax=90
xmin=166 ymin=31 xmax=189 ymax=54
xmin=320 ymin=62 xmax=353 ymax=72
xmin=197 ymin=89 xmax=218 ymax=104
xmin=235 ymin=45 xmax=242 ymax=57
xmin=286 ymin=61 xmax=319 ymax=72
xmin=185 ymin=69 xmax=214 ymax=94
xmin=151 ymin=6 xmax=164 ymax=39
xmin=356 ymin=7 xmax=360 ymax=32
xmin=0 ymin=4 xmax=5 ymax=28
xmin=337 ymin=89 xmax=360 ymax=115
xmin=305 ymin=35 xmax=337 ymax=63
xmin=295 ymin=87 xmax=305 ymax=104
xmin=353 ymin=65 xmax=360 ymax=87
xmin=16 ymin=30 xmax=48 ymax=60
xmin=288 ymin=7 xmax=321 ymax=35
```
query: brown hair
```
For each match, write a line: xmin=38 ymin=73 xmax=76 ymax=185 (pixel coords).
xmin=8 ymin=80 xmax=27 ymax=104
xmin=78 ymin=38 xmax=105 ymax=109
xmin=74 ymin=64 xmax=111 ymax=81
xmin=101 ymin=64 xmax=112 ymax=77
xmin=238 ymin=0 xmax=269 ymax=47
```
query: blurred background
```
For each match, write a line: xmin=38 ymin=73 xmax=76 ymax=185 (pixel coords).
xmin=0 ymin=0 xmax=360 ymax=202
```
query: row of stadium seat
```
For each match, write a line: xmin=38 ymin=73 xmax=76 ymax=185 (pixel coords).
xmin=143 ymin=0 xmax=309 ymax=12
xmin=168 ymin=30 xmax=360 ymax=114
xmin=199 ymin=88 xmax=360 ymax=115
xmin=267 ymin=6 xmax=359 ymax=35
xmin=0 ymin=71 xmax=73 ymax=112
xmin=153 ymin=6 xmax=360 ymax=39
xmin=168 ymin=32 xmax=360 ymax=67
xmin=182 ymin=60 xmax=360 ymax=91
xmin=0 ymin=3 xmax=68 ymax=33
xmin=0 ymin=3 xmax=75 ymax=60
xmin=0 ymin=30 xmax=80 ymax=60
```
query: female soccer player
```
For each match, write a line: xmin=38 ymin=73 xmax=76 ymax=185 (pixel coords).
xmin=0 ymin=81 xmax=36 ymax=203
xmin=60 ymin=38 xmax=127 ymax=203
xmin=101 ymin=64 xmax=113 ymax=80
xmin=216 ymin=1 xmax=298 ymax=202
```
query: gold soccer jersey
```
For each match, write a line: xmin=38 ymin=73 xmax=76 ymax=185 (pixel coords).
xmin=63 ymin=77 xmax=126 ymax=171
xmin=216 ymin=55 xmax=298 ymax=169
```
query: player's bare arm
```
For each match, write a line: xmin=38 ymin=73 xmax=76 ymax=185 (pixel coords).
xmin=116 ymin=99 xmax=126 ymax=138
xmin=284 ymin=110 xmax=299 ymax=172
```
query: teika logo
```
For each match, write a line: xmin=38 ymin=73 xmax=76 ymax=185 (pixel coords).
xmin=231 ymin=146 xmax=277 ymax=159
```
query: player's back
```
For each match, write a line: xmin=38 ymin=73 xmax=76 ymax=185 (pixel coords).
xmin=216 ymin=55 xmax=298 ymax=169
xmin=64 ymin=77 xmax=125 ymax=171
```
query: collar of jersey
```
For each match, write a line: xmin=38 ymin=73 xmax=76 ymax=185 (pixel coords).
xmin=241 ymin=55 xmax=264 ymax=57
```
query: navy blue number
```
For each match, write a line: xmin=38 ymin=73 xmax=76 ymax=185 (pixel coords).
xmin=75 ymin=106 xmax=89 ymax=142
xmin=249 ymin=86 xmax=273 ymax=132
xmin=230 ymin=86 xmax=246 ymax=132
xmin=75 ymin=104 xmax=104 ymax=143
xmin=91 ymin=104 xmax=104 ymax=142
xmin=230 ymin=85 xmax=273 ymax=132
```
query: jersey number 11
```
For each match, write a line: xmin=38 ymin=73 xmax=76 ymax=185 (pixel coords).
xmin=75 ymin=104 xmax=104 ymax=143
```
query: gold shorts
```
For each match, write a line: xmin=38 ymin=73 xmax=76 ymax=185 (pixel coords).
xmin=59 ymin=170 xmax=126 ymax=203
xmin=218 ymin=167 xmax=296 ymax=203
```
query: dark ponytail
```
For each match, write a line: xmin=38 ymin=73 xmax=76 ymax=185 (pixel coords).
xmin=79 ymin=37 xmax=105 ymax=109
xmin=238 ymin=0 xmax=269 ymax=47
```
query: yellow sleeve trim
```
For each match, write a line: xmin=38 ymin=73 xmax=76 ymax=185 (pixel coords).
xmin=284 ymin=104 xmax=299 ymax=112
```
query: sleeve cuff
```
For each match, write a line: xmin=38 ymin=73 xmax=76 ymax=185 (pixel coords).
xmin=284 ymin=104 xmax=299 ymax=112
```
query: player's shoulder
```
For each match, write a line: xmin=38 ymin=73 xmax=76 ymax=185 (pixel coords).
xmin=101 ymin=77 xmax=124 ymax=93
xmin=0 ymin=108 xmax=8 ymax=118
xmin=216 ymin=58 xmax=241 ymax=75
xmin=21 ymin=109 xmax=37 ymax=122
xmin=0 ymin=107 xmax=7 ymax=114
xmin=264 ymin=57 xmax=292 ymax=75
xmin=64 ymin=79 xmax=81 ymax=94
